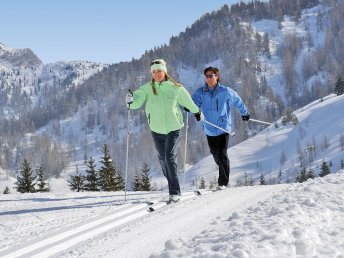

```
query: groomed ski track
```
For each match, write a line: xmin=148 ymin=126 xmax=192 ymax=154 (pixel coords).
xmin=0 ymin=185 xmax=285 ymax=258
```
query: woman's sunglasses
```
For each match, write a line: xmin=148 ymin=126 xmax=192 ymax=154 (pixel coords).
xmin=205 ymin=74 xmax=217 ymax=79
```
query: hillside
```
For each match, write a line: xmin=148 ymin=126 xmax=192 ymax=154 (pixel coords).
xmin=187 ymin=93 xmax=344 ymax=187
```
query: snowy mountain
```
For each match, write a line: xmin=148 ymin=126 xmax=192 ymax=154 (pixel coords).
xmin=0 ymin=42 xmax=42 ymax=68
xmin=0 ymin=43 xmax=108 ymax=118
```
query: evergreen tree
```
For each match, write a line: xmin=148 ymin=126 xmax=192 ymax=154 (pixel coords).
xmin=282 ymin=107 xmax=299 ymax=126
xmin=98 ymin=144 xmax=124 ymax=191
xmin=132 ymin=171 xmax=142 ymax=191
xmin=37 ymin=167 xmax=50 ymax=192
xmin=208 ymin=176 xmax=217 ymax=190
xmin=84 ymin=156 xmax=99 ymax=191
xmin=307 ymin=168 xmax=316 ymax=180
xmin=277 ymin=169 xmax=283 ymax=184
xmin=319 ymin=161 xmax=331 ymax=177
xmin=68 ymin=166 xmax=85 ymax=192
xmin=334 ymin=75 xmax=344 ymax=95
xmin=295 ymin=167 xmax=308 ymax=183
xmin=3 ymin=186 xmax=10 ymax=194
xmin=340 ymin=159 xmax=344 ymax=169
xmin=259 ymin=173 xmax=266 ymax=185
xmin=199 ymin=177 xmax=206 ymax=189
xmin=243 ymin=172 xmax=255 ymax=186
xmin=15 ymin=159 xmax=36 ymax=193
xmin=140 ymin=163 xmax=152 ymax=191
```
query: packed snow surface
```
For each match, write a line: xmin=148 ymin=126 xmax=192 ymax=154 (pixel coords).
xmin=0 ymin=172 xmax=343 ymax=257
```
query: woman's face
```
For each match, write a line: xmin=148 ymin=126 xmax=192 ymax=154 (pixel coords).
xmin=151 ymin=69 xmax=166 ymax=82
xmin=205 ymin=72 xmax=218 ymax=87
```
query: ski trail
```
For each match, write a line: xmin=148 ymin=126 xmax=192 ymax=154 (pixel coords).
xmin=0 ymin=191 xmax=199 ymax=258
xmin=0 ymin=203 xmax=147 ymax=258
xmin=58 ymin=184 xmax=286 ymax=258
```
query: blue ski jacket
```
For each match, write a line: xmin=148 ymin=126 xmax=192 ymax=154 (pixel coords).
xmin=192 ymin=83 xmax=249 ymax=136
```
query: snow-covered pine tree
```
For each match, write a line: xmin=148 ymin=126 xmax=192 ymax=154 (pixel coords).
xmin=334 ymin=75 xmax=344 ymax=95
xmin=307 ymin=168 xmax=316 ymax=180
xmin=140 ymin=163 xmax=152 ymax=191
xmin=132 ymin=170 xmax=142 ymax=191
xmin=68 ymin=166 xmax=85 ymax=192
xmin=295 ymin=167 xmax=315 ymax=183
xmin=260 ymin=173 xmax=266 ymax=185
xmin=37 ymin=167 xmax=50 ymax=192
xmin=295 ymin=167 xmax=307 ymax=183
xmin=199 ymin=177 xmax=206 ymax=189
xmin=208 ymin=176 xmax=217 ymax=190
xmin=84 ymin=156 xmax=99 ymax=191
xmin=277 ymin=169 xmax=283 ymax=184
xmin=15 ymin=159 xmax=36 ymax=193
xmin=319 ymin=161 xmax=331 ymax=177
xmin=98 ymin=144 xmax=124 ymax=191
xmin=281 ymin=108 xmax=299 ymax=126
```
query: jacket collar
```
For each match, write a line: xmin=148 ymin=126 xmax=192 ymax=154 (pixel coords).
xmin=202 ymin=83 xmax=220 ymax=93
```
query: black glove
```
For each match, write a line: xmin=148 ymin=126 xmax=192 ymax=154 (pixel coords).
xmin=194 ymin=111 xmax=204 ymax=122
xmin=184 ymin=107 xmax=190 ymax=112
xmin=241 ymin=114 xmax=250 ymax=121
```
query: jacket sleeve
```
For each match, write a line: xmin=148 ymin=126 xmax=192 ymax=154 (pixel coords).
xmin=191 ymin=89 xmax=202 ymax=109
xmin=228 ymin=89 xmax=249 ymax=115
xmin=128 ymin=85 xmax=147 ymax=109
xmin=177 ymin=86 xmax=199 ymax=113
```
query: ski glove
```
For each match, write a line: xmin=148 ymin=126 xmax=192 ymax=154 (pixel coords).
xmin=126 ymin=93 xmax=133 ymax=105
xmin=241 ymin=114 xmax=250 ymax=121
xmin=194 ymin=111 xmax=204 ymax=122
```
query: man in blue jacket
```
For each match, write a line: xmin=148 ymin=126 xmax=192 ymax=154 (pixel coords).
xmin=192 ymin=67 xmax=250 ymax=190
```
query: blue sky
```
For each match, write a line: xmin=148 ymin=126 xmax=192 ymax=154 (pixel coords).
xmin=2 ymin=0 xmax=245 ymax=64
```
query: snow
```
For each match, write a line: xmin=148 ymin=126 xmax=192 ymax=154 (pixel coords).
xmin=1 ymin=94 xmax=344 ymax=257
xmin=0 ymin=173 xmax=343 ymax=257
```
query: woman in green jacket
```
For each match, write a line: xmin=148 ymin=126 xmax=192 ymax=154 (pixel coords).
xmin=126 ymin=59 xmax=199 ymax=202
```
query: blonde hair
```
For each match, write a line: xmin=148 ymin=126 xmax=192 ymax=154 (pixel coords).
xmin=150 ymin=73 xmax=181 ymax=95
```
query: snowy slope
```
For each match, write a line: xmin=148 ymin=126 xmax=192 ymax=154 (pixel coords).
xmin=187 ymin=94 xmax=344 ymax=186
xmin=0 ymin=172 xmax=343 ymax=257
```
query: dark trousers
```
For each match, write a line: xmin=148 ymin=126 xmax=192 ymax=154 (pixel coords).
xmin=206 ymin=133 xmax=230 ymax=186
xmin=151 ymin=129 xmax=181 ymax=196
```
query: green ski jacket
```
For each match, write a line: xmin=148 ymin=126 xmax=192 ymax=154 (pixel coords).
xmin=129 ymin=80 xmax=199 ymax=134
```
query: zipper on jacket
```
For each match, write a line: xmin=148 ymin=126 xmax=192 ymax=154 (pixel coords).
xmin=216 ymin=99 xmax=219 ymax=111
xmin=148 ymin=113 xmax=150 ymax=124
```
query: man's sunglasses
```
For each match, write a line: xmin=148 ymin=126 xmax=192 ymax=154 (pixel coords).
xmin=205 ymin=74 xmax=217 ymax=79
xmin=151 ymin=61 xmax=161 ymax=65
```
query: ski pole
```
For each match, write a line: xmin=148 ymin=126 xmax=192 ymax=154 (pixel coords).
xmin=203 ymin=120 xmax=236 ymax=136
xmin=124 ymin=90 xmax=133 ymax=202
xmin=183 ymin=112 xmax=189 ymax=191
xmin=249 ymin=118 xmax=273 ymax=126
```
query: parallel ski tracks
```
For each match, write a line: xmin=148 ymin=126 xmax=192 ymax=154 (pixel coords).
xmin=0 ymin=191 xmax=206 ymax=258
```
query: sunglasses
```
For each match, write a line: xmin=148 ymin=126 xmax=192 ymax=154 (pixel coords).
xmin=151 ymin=61 xmax=161 ymax=65
xmin=205 ymin=74 xmax=217 ymax=79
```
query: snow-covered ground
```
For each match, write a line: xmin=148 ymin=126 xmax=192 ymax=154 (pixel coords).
xmin=0 ymin=172 xmax=343 ymax=258
xmin=1 ymin=93 xmax=344 ymax=257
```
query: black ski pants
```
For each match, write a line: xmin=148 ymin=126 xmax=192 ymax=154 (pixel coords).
xmin=206 ymin=133 xmax=230 ymax=186
xmin=151 ymin=129 xmax=181 ymax=196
